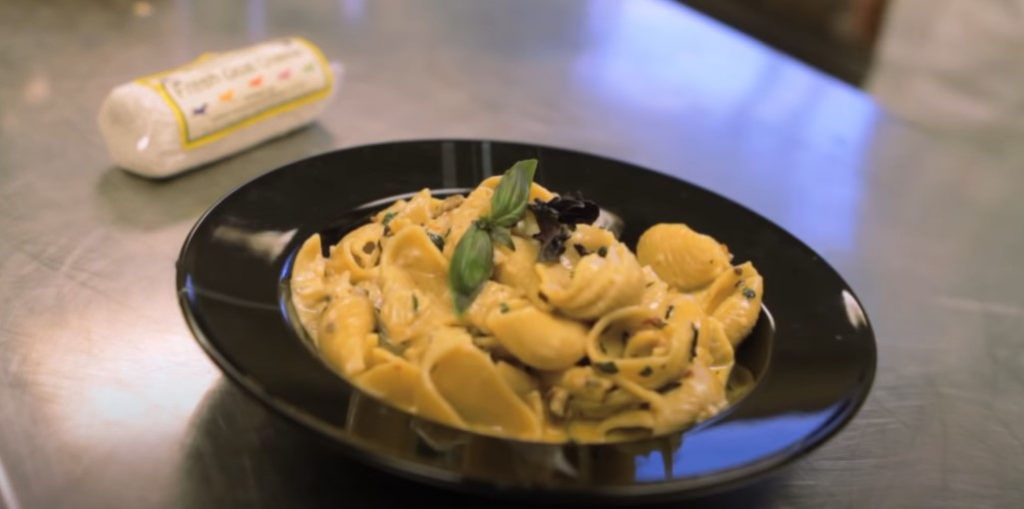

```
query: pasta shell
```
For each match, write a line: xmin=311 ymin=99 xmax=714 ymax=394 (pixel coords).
xmin=637 ymin=223 xmax=731 ymax=291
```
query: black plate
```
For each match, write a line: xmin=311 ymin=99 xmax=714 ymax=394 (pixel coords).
xmin=176 ymin=139 xmax=876 ymax=503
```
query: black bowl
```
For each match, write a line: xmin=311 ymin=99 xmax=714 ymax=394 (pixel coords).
xmin=176 ymin=139 xmax=876 ymax=503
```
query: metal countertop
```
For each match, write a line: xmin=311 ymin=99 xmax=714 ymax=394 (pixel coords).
xmin=1 ymin=1 xmax=1021 ymax=507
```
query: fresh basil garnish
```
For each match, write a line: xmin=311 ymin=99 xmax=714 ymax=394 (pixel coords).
xmin=449 ymin=221 xmax=494 ymax=313
xmin=448 ymin=160 xmax=539 ymax=313
xmin=486 ymin=159 xmax=537 ymax=228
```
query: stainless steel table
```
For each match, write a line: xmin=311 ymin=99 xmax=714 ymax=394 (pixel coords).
xmin=1 ymin=1 xmax=1021 ymax=507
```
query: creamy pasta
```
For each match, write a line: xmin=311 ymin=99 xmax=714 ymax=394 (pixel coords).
xmin=290 ymin=162 xmax=764 ymax=443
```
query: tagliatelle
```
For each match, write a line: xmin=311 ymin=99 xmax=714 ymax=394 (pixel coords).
xmin=291 ymin=175 xmax=764 ymax=443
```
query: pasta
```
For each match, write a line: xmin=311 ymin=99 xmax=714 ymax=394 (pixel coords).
xmin=290 ymin=163 xmax=764 ymax=443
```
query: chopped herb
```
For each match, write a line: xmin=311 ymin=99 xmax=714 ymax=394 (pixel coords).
xmin=639 ymin=366 xmax=654 ymax=377
xmin=690 ymin=323 xmax=700 ymax=361
xmin=528 ymin=193 xmax=600 ymax=262
xmin=742 ymin=287 xmax=757 ymax=300
xmin=573 ymin=244 xmax=589 ymax=257
xmin=499 ymin=302 xmax=510 ymax=314
xmin=594 ymin=361 xmax=619 ymax=374
xmin=596 ymin=246 xmax=608 ymax=257
xmin=361 ymin=241 xmax=376 ymax=254
xmin=427 ymin=231 xmax=445 ymax=251
xmin=657 ymin=381 xmax=682 ymax=393
xmin=733 ymin=267 xmax=743 ymax=275
xmin=531 ymin=206 xmax=571 ymax=262
xmin=664 ymin=305 xmax=675 ymax=320
xmin=412 ymin=294 xmax=419 ymax=312
xmin=381 ymin=211 xmax=397 ymax=226
xmin=532 ymin=192 xmax=600 ymax=225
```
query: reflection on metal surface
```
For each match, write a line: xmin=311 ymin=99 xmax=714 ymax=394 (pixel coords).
xmin=578 ymin=0 xmax=770 ymax=111
xmin=932 ymin=295 xmax=1024 ymax=318
xmin=768 ymin=86 xmax=876 ymax=253
xmin=246 ymin=0 xmax=265 ymax=41
xmin=21 ymin=73 xmax=50 ymax=105
xmin=339 ymin=0 xmax=367 ymax=21
xmin=0 ymin=453 xmax=20 ymax=509
xmin=133 ymin=1 xmax=153 ymax=18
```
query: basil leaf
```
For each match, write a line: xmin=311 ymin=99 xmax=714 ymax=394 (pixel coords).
xmin=490 ymin=226 xmax=515 ymax=251
xmin=487 ymin=159 xmax=537 ymax=227
xmin=449 ymin=221 xmax=494 ymax=313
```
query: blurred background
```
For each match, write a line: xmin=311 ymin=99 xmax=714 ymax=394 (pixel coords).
xmin=682 ymin=0 xmax=1024 ymax=141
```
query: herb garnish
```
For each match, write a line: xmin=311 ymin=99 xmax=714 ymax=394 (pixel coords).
xmin=639 ymin=366 xmax=654 ymax=377
xmin=427 ymin=231 xmax=445 ymax=252
xmin=381 ymin=211 xmax=398 ymax=235
xmin=381 ymin=211 xmax=398 ymax=226
xmin=491 ymin=226 xmax=515 ymax=250
xmin=448 ymin=159 xmax=538 ymax=313
xmin=449 ymin=221 xmax=494 ymax=313
xmin=742 ymin=287 xmax=757 ymax=300
xmin=690 ymin=323 xmax=700 ymax=361
xmin=656 ymin=381 xmax=682 ymax=393
xmin=528 ymin=192 xmax=599 ymax=262
xmin=594 ymin=361 xmax=619 ymax=374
